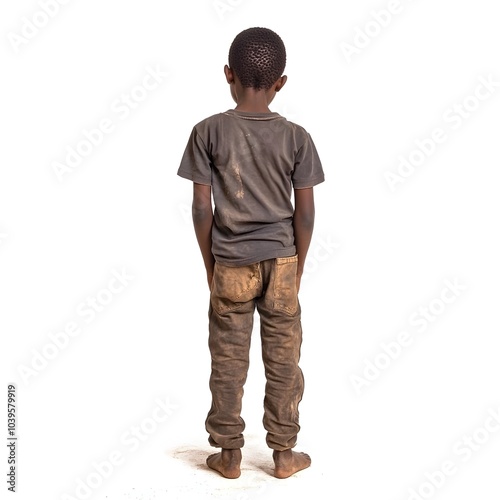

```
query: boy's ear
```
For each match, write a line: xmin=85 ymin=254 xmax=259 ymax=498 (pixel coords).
xmin=274 ymin=75 xmax=287 ymax=92
xmin=224 ymin=65 xmax=234 ymax=84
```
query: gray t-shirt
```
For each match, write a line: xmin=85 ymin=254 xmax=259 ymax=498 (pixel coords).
xmin=177 ymin=109 xmax=325 ymax=266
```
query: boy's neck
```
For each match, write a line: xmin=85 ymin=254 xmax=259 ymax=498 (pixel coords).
xmin=233 ymin=88 xmax=275 ymax=113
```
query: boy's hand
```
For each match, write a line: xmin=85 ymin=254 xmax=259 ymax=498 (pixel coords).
xmin=207 ymin=269 xmax=214 ymax=291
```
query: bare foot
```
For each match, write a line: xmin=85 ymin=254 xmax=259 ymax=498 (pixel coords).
xmin=206 ymin=448 xmax=242 ymax=479
xmin=273 ymin=449 xmax=311 ymax=479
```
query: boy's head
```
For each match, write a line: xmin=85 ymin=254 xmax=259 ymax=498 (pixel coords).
xmin=228 ymin=27 xmax=286 ymax=91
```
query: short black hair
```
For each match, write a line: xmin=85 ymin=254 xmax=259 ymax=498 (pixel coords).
xmin=228 ymin=27 xmax=286 ymax=90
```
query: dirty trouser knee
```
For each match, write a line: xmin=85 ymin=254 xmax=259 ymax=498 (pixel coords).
xmin=205 ymin=256 xmax=304 ymax=451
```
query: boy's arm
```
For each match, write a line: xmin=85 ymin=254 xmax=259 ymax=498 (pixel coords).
xmin=192 ymin=182 xmax=215 ymax=290
xmin=293 ymin=187 xmax=315 ymax=292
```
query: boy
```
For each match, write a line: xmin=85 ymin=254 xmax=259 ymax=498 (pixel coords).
xmin=177 ymin=27 xmax=324 ymax=479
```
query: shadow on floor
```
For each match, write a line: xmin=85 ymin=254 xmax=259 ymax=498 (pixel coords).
xmin=169 ymin=446 xmax=209 ymax=472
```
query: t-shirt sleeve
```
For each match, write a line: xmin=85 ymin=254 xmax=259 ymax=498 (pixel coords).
xmin=291 ymin=132 xmax=325 ymax=189
xmin=177 ymin=126 xmax=212 ymax=185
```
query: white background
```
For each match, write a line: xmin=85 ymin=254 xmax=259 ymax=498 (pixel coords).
xmin=1 ymin=0 xmax=500 ymax=499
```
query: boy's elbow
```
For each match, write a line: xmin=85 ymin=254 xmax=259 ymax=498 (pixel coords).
xmin=293 ymin=209 xmax=315 ymax=230
xmin=192 ymin=202 xmax=212 ymax=225
xmin=192 ymin=183 xmax=212 ymax=223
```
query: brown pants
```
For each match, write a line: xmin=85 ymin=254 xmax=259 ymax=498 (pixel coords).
xmin=205 ymin=255 xmax=304 ymax=451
